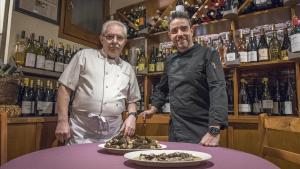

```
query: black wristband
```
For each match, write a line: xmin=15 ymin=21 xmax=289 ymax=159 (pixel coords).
xmin=128 ymin=112 xmax=138 ymax=118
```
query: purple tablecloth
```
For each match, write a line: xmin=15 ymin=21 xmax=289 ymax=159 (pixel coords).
xmin=0 ymin=142 xmax=279 ymax=169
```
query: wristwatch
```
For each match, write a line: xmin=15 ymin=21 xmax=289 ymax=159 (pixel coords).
xmin=208 ymin=126 xmax=220 ymax=136
xmin=128 ymin=112 xmax=138 ymax=118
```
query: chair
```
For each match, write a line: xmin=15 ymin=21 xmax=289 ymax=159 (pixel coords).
xmin=122 ymin=112 xmax=170 ymax=141
xmin=0 ymin=111 xmax=7 ymax=165
xmin=259 ymin=113 xmax=300 ymax=167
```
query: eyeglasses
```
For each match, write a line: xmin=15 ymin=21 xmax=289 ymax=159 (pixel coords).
xmin=104 ymin=34 xmax=125 ymax=42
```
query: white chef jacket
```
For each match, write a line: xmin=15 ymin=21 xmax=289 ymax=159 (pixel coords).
xmin=59 ymin=49 xmax=141 ymax=144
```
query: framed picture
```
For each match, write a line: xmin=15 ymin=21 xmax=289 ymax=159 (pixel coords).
xmin=15 ymin=0 xmax=61 ymax=25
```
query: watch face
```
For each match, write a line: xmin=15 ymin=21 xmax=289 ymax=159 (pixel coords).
xmin=209 ymin=127 xmax=220 ymax=136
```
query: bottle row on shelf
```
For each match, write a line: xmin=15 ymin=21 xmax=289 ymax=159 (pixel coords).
xmin=196 ymin=17 xmax=300 ymax=66
xmin=14 ymin=31 xmax=80 ymax=73
xmin=19 ymin=78 xmax=59 ymax=117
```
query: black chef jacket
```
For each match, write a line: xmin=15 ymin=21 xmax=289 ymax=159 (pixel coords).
xmin=151 ymin=44 xmax=228 ymax=143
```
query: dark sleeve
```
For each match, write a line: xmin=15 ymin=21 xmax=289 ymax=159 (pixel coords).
xmin=150 ymin=68 xmax=169 ymax=109
xmin=205 ymin=49 xmax=228 ymax=129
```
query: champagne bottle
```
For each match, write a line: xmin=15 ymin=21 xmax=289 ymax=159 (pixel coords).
xmin=261 ymin=78 xmax=273 ymax=115
xmin=45 ymin=39 xmax=55 ymax=71
xmin=25 ymin=33 xmax=37 ymax=67
xmin=239 ymin=78 xmax=251 ymax=115
xmin=21 ymin=78 xmax=34 ymax=116
xmin=238 ymin=30 xmax=248 ymax=64
xmin=269 ymin=25 xmax=281 ymax=60
xmin=248 ymin=29 xmax=258 ymax=62
xmin=15 ymin=31 xmax=27 ymax=67
xmin=258 ymin=28 xmax=269 ymax=61
xmin=225 ymin=31 xmax=240 ymax=66
xmin=36 ymin=36 xmax=46 ymax=69
xmin=281 ymin=27 xmax=290 ymax=60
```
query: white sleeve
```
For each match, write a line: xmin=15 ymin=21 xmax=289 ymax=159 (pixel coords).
xmin=58 ymin=50 xmax=85 ymax=91
xmin=127 ymin=66 xmax=141 ymax=103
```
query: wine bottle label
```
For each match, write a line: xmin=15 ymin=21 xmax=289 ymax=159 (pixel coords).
xmin=239 ymin=52 xmax=248 ymax=63
xmin=273 ymin=102 xmax=281 ymax=115
xmin=156 ymin=62 xmax=164 ymax=72
xmin=21 ymin=101 xmax=32 ymax=115
xmin=19 ymin=46 xmax=25 ymax=52
xmin=31 ymin=101 xmax=35 ymax=114
xmin=281 ymin=50 xmax=288 ymax=60
xmin=45 ymin=60 xmax=55 ymax=71
xmin=290 ymin=33 xmax=300 ymax=53
xmin=36 ymin=55 xmax=45 ymax=69
xmin=148 ymin=64 xmax=155 ymax=72
xmin=258 ymin=48 xmax=268 ymax=61
xmin=239 ymin=104 xmax=251 ymax=112
xmin=43 ymin=102 xmax=53 ymax=115
xmin=262 ymin=100 xmax=273 ymax=109
xmin=25 ymin=53 xmax=36 ymax=67
xmin=226 ymin=53 xmax=236 ymax=62
xmin=252 ymin=102 xmax=261 ymax=113
xmin=284 ymin=101 xmax=293 ymax=115
xmin=55 ymin=62 xmax=64 ymax=72
xmin=37 ymin=101 xmax=45 ymax=115
xmin=248 ymin=51 xmax=258 ymax=62
xmin=137 ymin=63 xmax=145 ymax=72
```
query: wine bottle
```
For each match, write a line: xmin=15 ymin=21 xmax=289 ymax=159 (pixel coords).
xmin=283 ymin=77 xmax=296 ymax=115
xmin=21 ymin=78 xmax=34 ymax=116
xmin=252 ymin=82 xmax=262 ymax=115
xmin=15 ymin=31 xmax=27 ymax=67
xmin=261 ymin=78 xmax=273 ymax=115
xmin=176 ymin=0 xmax=185 ymax=12
xmin=225 ymin=31 xmax=240 ymax=66
xmin=35 ymin=80 xmax=45 ymax=116
xmin=269 ymin=25 xmax=281 ymax=60
xmin=238 ymin=30 xmax=248 ymax=64
xmin=25 ymin=33 xmax=37 ymax=68
xmin=239 ymin=78 xmax=251 ymax=115
xmin=54 ymin=42 xmax=65 ymax=72
xmin=248 ymin=29 xmax=258 ymax=62
xmin=258 ymin=28 xmax=269 ymax=61
xmin=137 ymin=48 xmax=146 ymax=73
xmin=45 ymin=39 xmax=55 ymax=71
xmin=36 ymin=36 xmax=46 ymax=69
xmin=44 ymin=80 xmax=54 ymax=116
xmin=281 ymin=27 xmax=290 ymax=60
xmin=272 ymin=80 xmax=282 ymax=115
xmin=148 ymin=47 xmax=157 ymax=73
xmin=227 ymin=79 xmax=234 ymax=114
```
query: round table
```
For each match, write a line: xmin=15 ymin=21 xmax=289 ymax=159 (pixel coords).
xmin=0 ymin=142 xmax=279 ymax=169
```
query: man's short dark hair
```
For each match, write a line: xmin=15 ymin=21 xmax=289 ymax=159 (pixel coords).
xmin=169 ymin=11 xmax=191 ymax=25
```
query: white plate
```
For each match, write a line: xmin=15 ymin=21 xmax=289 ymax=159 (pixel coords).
xmin=98 ymin=143 xmax=167 ymax=155
xmin=124 ymin=150 xmax=212 ymax=168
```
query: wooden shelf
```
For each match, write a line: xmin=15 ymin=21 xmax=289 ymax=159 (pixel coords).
xmin=238 ymin=60 xmax=295 ymax=71
xmin=229 ymin=115 xmax=258 ymax=123
xmin=18 ymin=67 xmax=61 ymax=79
xmin=8 ymin=116 xmax=57 ymax=124
xmin=195 ymin=19 xmax=231 ymax=35
xmin=149 ymin=31 xmax=168 ymax=37
xmin=147 ymin=72 xmax=164 ymax=76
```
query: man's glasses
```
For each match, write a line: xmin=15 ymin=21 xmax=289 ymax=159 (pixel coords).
xmin=104 ymin=34 xmax=125 ymax=42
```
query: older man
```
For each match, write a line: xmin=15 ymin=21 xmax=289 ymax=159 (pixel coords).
xmin=140 ymin=11 xmax=228 ymax=146
xmin=55 ymin=20 xmax=140 ymax=144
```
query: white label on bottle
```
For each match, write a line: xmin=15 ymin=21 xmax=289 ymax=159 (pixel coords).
xmin=36 ymin=55 xmax=45 ymax=69
xmin=37 ymin=101 xmax=45 ymax=115
xmin=258 ymin=48 xmax=269 ymax=61
xmin=273 ymin=102 xmax=281 ymax=115
xmin=176 ymin=5 xmax=184 ymax=12
xmin=45 ymin=60 xmax=54 ymax=71
xmin=25 ymin=53 xmax=36 ymax=67
xmin=248 ymin=51 xmax=258 ymax=62
xmin=284 ymin=101 xmax=293 ymax=115
xmin=55 ymin=62 xmax=64 ymax=72
xmin=226 ymin=53 xmax=236 ymax=62
xmin=64 ymin=63 xmax=69 ymax=70
xmin=239 ymin=52 xmax=248 ymax=63
xmin=21 ymin=101 xmax=32 ymax=115
xmin=262 ymin=100 xmax=273 ymax=109
xmin=239 ymin=104 xmax=251 ymax=112
xmin=19 ymin=46 xmax=25 ymax=52
xmin=253 ymin=102 xmax=261 ymax=113
xmin=43 ymin=102 xmax=53 ymax=115
xmin=256 ymin=0 xmax=261 ymax=5
xmin=290 ymin=33 xmax=300 ymax=53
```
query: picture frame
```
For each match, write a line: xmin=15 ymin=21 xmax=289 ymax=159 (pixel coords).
xmin=14 ymin=0 xmax=61 ymax=25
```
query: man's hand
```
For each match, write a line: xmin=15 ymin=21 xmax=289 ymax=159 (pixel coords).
xmin=139 ymin=106 xmax=157 ymax=120
xmin=120 ymin=115 xmax=136 ymax=136
xmin=55 ymin=120 xmax=71 ymax=143
xmin=200 ymin=133 xmax=220 ymax=147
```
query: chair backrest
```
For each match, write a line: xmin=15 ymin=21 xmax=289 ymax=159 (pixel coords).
xmin=259 ymin=113 xmax=300 ymax=166
xmin=122 ymin=112 xmax=170 ymax=141
xmin=0 ymin=111 xmax=7 ymax=165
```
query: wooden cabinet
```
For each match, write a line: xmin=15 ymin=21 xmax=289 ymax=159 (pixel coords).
xmin=59 ymin=0 xmax=110 ymax=48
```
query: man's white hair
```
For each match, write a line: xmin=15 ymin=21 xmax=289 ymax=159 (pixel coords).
xmin=101 ymin=20 xmax=127 ymax=38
